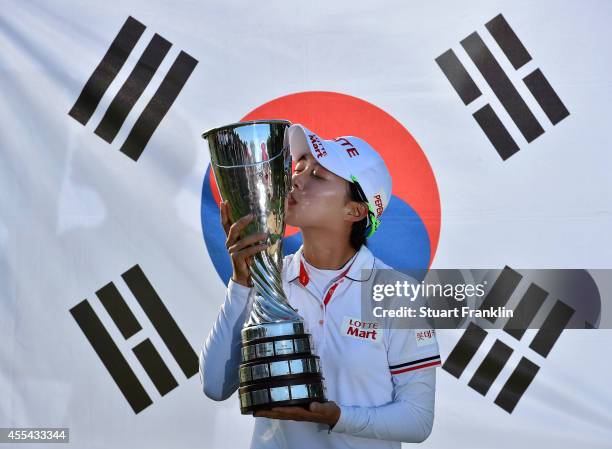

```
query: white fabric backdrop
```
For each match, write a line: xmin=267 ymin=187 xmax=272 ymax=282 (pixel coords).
xmin=1 ymin=1 xmax=611 ymax=448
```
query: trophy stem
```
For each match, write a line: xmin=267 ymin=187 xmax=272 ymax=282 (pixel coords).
xmin=246 ymin=251 xmax=302 ymax=325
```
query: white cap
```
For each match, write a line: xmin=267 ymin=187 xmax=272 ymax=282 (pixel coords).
xmin=287 ymin=124 xmax=392 ymax=237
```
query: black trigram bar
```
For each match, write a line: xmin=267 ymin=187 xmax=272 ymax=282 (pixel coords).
xmin=529 ymin=299 xmax=575 ymax=357
xmin=435 ymin=49 xmax=482 ymax=105
xmin=69 ymin=16 xmax=146 ymax=125
xmin=523 ymin=69 xmax=570 ymax=125
xmin=121 ymin=264 xmax=198 ymax=377
xmin=478 ymin=266 xmax=522 ymax=323
xmin=69 ymin=300 xmax=153 ymax=414
xmin=461 ymin=32 xmax=544 ymax=143
xmin=96 ymin=281 xmax=142 ymax=339
xmin=468 ymin=339 xmax=513 ymax=396
xmin=133 ymin=338 xmax=179 ymax=396
xmin=485 ymin=14 xmax=532 ymax=70
xmin=120 ymin=51 xmax=198 ymax=161
xmin=503 ymin=283 xmax=548 ymax=340
xmin=494 ymin=357 xmax=539 ymax=413
xmin=473 ymin=104 xmax=520 ymax=160
xmin=94 ymin=33 xmax=172 ymax=143
xmin=442 ymin=322 xmax=488 ymax=379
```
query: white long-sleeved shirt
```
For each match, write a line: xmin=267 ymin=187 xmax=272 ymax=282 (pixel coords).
xmin=200 ymin=244 xmax=441 ymax=448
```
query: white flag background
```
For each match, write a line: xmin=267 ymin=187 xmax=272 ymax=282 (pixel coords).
xmin=1 ymin=0 xmax=611 ymax=448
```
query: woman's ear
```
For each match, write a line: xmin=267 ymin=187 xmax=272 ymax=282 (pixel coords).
xmin=344 ymin=201 xmax=368 ymax=223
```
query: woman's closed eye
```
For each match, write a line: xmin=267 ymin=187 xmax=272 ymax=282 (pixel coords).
xmin=293 ymin=163 xmax=323 ymax=179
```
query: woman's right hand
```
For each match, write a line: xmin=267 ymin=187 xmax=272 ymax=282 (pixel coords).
xmin=220 ymin=200 xmax=268 ymax=288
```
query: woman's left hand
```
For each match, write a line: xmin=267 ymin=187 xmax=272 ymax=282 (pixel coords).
xmin=253 ymin=401 xmax=341 ymax=427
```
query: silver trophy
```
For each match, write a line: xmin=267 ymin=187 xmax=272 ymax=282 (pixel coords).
xmin=202 ymin=120 xmax=326 ymax=414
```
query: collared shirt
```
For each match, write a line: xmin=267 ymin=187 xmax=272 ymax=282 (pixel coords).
xmin=200 ymin=244 xmax=441 ymax=449
xmin=298 ymin=251 xmax=358 ymax=301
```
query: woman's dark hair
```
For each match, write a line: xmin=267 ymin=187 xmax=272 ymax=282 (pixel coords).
xmin=348 ymin=181 xmax=369 ymax=250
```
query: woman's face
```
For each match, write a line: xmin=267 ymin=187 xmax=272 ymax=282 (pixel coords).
xmin=285 ymin=152 xmax=351 ymax=230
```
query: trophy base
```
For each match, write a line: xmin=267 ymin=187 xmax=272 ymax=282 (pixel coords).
xmin=239 ymin=378 xmax=326 ymax=414
xmin=239 ymin=321 xmax=326 ymax=415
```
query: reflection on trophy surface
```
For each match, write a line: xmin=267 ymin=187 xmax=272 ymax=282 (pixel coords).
xmin=202 ymin=120 xmax=326 ymax=414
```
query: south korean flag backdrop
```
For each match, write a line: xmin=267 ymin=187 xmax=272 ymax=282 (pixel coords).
xmin=1 ymin=1 xmax=611 ymax=448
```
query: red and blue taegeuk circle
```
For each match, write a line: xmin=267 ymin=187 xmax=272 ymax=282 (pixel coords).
xmin=201 ymin=92 xmax=441 ymax=284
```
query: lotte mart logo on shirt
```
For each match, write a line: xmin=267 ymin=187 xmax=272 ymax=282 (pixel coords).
xmin=341 ymin=316 xmax=382 ymax=343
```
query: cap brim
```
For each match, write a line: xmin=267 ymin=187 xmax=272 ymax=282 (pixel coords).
xmin=287 ymin=124 xmax=352 ymax=182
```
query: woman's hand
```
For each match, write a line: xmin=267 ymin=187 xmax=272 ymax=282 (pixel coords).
xmin=220 ymin=200 xmax=268 ymax=287
xmin=253 ymin=401 xmax=341 ymax=427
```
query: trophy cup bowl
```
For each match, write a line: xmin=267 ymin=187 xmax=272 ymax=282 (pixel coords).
xmin=202 ymin=120 xmax=326 ymax=414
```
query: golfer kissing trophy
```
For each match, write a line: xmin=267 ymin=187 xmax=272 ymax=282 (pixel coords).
xmin=202 ymin=120 xmax=326 ymax=414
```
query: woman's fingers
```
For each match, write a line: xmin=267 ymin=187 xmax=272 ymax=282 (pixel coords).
xmin=219 ymin=203 xmax=267 ymax=286
xmin=220 ymin=201 xmax=230 ymax=235
xmin=227 ymin=232 xmax=267 ymax=254
xmin=225 ymin=213 xmax=253 ymax=247
xmin=233 ymin=243 xmax=268 ymax=260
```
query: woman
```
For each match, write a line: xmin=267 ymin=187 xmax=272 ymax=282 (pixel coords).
xmin=200 ymin=124 xmax=441 ymax=449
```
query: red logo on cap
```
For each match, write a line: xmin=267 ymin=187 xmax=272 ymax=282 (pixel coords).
xmin=374 ymin=194 xmax=384 ymax=218
xmin=334 ymin=137 xmax=360 ymax=158
xmin=309 ymin=134 xmax=327 ymax=158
